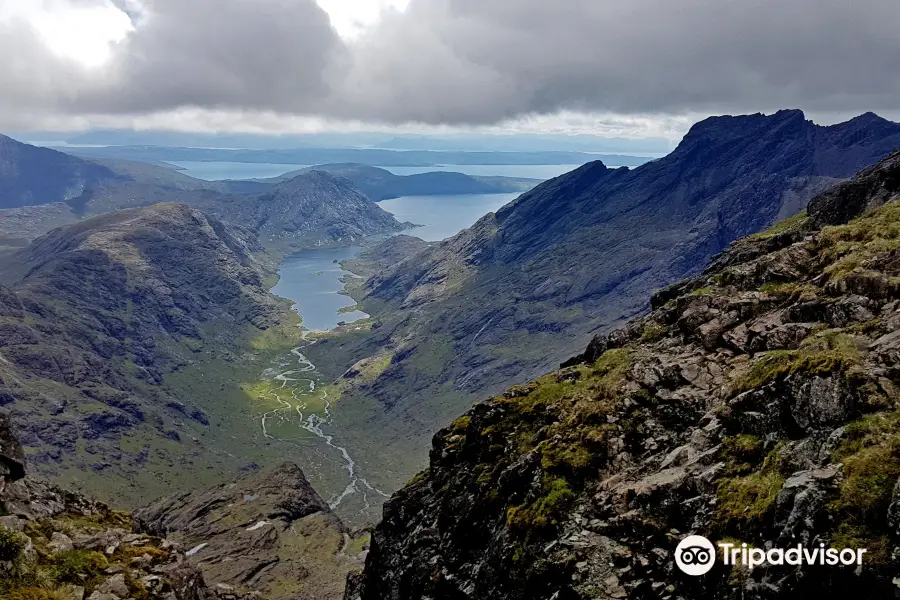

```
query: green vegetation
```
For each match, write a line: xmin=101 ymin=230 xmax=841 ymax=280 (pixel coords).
xmin=482 ymin=349 xmax=632 ymax=542
xmin=51 ymin=550 xmax=109 ymax=587
xmin=747 ymin=210 xmax=809 ymax=241
xmin=758 ymin=281 xmax=819 ymax=301
xmin=0 ymin=524 xmax=28 ymax=561
xmin=719 ymin=434 xmax=764 ymax=476
xmin=826 ymin=411 xmax=900 ymax=562
xmin=729 ymin=331 xmax=861 ymax=397
xmin=640 ymin=322 xmax=669 ymax=343
xmin=716 ymin=445 xmax=789 ymax=535
xmin=506 ymin=478 xmax=575 ymax=533
xmin=819 ymin=201 xmax=900 ymax=280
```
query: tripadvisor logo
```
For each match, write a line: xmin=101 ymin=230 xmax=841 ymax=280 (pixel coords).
xmin=675 ymin=535 xmax=868 ymax=576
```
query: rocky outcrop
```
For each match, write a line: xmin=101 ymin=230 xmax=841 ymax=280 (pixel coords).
xmin=0 ymin=411 xmax=24 ymax=494
xmin=136 ymin=463 xmax=366 ymax=600
xmin=346 ymin=146 xmax=900 ymax=598
xmin=0 ymin=411 xmax=239 ymax=600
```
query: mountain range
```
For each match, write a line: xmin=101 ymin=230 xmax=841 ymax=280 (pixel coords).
xmin=0 ymin=136 xmax=412 ymax=250
xmin=303 ymin=110 xmax=900 ymax=505
xmin=346 ymin=145 xmax=900 ymax=600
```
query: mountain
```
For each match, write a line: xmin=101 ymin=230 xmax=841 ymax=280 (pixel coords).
xmin=136 ymin=462 xmax=367 ymax=600
xmin=0 ymin=134 xmax=114 ymax=209
xmin=265 ymin=163 xmax=539 ymax=201
xmin=198 ymin=171 xmax=413 ymax=248
xmin=0 ymin=135 xmax=411 ymax=249
xmin=304 ymin=110 xmax=900 ymax=507
xmin=346 ymin=149 xmax=900 ymax=600
xmin=0 ymin=204 xmax=314 ymax=506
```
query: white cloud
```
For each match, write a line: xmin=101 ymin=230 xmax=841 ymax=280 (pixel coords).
xmin=315 ymin=0 xmax=410 ymax=39
xmin=0 ymin=0 xmax=132 ymax=67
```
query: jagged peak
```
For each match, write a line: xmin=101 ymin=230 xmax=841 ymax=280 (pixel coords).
xmin=676 ymin=109 xmax=808 ymax=148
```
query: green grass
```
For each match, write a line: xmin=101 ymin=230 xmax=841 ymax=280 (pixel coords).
xmin=729 ymin=332 xmax=860 ymax=397
xmin=715 ymin=445 xmax=789 ymax=535
xmin=640 ymin=322 xmax=669 ymax=343
xmin=747 ymin=210 xmax=809 ymax=241
xmin=506 ymin=477 xmax=575 ymax=533
xmin=819 ymin=201 xmax=900 ymax=280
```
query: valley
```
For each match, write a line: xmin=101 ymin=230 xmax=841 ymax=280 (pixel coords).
xmin=3 ymin=112 xmax=900 ymax=600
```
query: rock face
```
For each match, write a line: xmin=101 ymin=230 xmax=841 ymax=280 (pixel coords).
xmin=0 ymin=204 xmax=296 ymax=506
xmin=0 ymin=412 xmax=234 ymax=600
xmin=346 ymin=147 xmax=900 ymax=597
xmin=0 ymin=134 xmax=114 ymax=209
xmin=308 ymin=110 xmax=900 ymax=502
xmin=136 ymin=462 xmax=366 ymax=600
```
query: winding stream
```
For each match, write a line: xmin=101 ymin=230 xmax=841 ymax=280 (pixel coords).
xmin=258 ymin=337 xmax=389 ymax=511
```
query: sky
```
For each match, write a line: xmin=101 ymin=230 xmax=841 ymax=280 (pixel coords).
xmin=1 ymin=0 xmax=899 ymax=140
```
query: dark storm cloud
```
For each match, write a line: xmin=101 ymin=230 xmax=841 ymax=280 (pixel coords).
xmin=82 ymin=0 xmax=345 ymax=114
xmin=328 ymin=0 xmax=900 ymax=123
xmin=3 ymin=0 xmax=900 ymax=126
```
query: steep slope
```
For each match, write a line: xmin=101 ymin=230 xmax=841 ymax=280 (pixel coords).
xmin=0 ymin=204 xmax=311 ymax=506
xmin=347 ymin=149 xmax=900 ymax=600
xmin=0 ymin=134 xmax=114 ymax=209
xmin=0 ymin=411 xmax=239 ymax=600
xmin=136 ymin=462 xmax=367 ymax=600
xmin=305 ymin=111 xmax=900 ymax=499
xmin=272 ymin=164 xmax=539 ymax=201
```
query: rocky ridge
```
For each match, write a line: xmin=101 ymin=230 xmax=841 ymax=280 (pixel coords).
xmin=306 ymin=110 xmax=900 ymax=506
xmin=136 ymin=463 xmax=366 ymax=600
xmin=0 ymin=410 xmax=240 ymax=600
xmin=345 ymin=150 xmax=900 ymax=598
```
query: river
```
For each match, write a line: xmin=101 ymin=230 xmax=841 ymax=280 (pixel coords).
xmin=258 ymin=192 xmax=523 ymax=519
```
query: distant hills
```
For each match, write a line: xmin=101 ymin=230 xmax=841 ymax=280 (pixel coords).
xmin=255 ymin=163 xmax=539 ymax=200
xmin=0 ymin=136 xmax=412 ymax=249
xmin=19 ymin=129 xmax=671 ymax=154
xmin=0 ymin=134 xmax=114 ymax=209
xmin=48 ymin=142 xmax=650 ymax=168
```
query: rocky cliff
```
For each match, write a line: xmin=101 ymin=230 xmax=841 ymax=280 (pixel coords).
xmin=0 ymin=410 xmax=234 ymax=600
xmin=306 ymin=110 xmax=900 ymax=505
xmin=346 ymin=149 xmax=900 ymax=599
xmin=136 ymin=463 xmax=366 ymax=600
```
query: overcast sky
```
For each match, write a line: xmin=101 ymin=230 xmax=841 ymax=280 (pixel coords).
xmin=2 ymin=0 xmax=899 ymax=138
